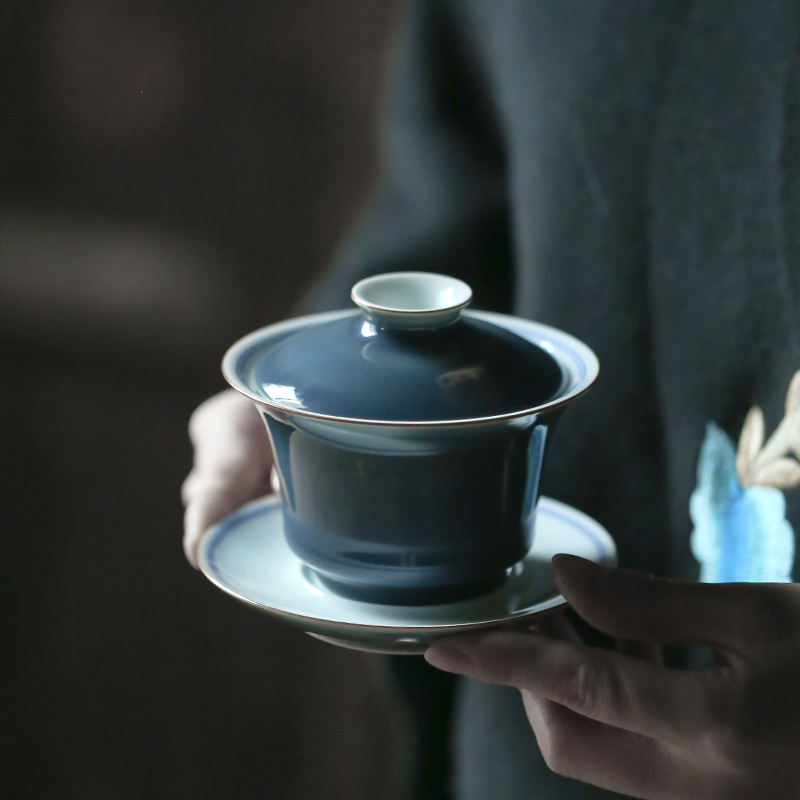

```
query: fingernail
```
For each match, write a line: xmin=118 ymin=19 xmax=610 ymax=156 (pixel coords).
xmin=424 ymin=644 xmax=473 ymax=674
xmin=551 ymin=554 xmax=604 ymax=595
xmin=552 ymin=554 xmax=597 ymax=580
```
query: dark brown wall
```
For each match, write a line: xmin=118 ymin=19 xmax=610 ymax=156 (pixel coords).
xmin=0 ymin=2 xmax=406 ymax=797
xmin=2 ymin=0 xmax=402 ymax=341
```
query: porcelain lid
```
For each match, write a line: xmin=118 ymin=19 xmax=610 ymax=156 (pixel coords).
xmin=246 ymin=272 xmax=565 ymax=423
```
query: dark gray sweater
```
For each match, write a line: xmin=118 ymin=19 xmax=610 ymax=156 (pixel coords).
xmin=302 ymin=1 xmax=800 ymax=797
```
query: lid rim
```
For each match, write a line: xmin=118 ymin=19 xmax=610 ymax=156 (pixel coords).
xmin=222 ymin=309 xmax=599 ymax=428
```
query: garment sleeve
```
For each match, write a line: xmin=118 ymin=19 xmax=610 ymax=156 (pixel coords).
xmin=298 ymin=0 xmax=512 ymax=316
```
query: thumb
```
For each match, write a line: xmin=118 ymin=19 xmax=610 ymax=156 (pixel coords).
xmin=551 ymin=554 xmax=790 ymax=656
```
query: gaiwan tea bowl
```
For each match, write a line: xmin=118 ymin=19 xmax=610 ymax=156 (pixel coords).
xmin=222 ymin=272 xmax=598 ymax=605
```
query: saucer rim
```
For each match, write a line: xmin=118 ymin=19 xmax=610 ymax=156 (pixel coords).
xmin=198 ymin=495 xmax=616 ymax=636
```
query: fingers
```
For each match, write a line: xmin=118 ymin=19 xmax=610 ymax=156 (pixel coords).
xmin=531 ymin=614 xmax=583 ymax=644
xmin=182 ymin=390 xmax=272 ymax=568
xmin=185 ymin=390 xmax=270 ymax=480
xmin=533 ymin=614 xmax=662 ymax=664
xmin=551 ymin=554 xmax=800 ymax=656
xmin=425 ymin=631 xmax=710 ymax=743
xmin=533 ymin=612 xmax=662 ymax=663
xmin=522 ymin=692 xmax=679 ymax=799
xmin=616 ymin=639 xmax=663 ymax=665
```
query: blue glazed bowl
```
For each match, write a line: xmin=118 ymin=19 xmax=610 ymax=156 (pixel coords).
xmin=223 ymin=273 xmax=598 ymax=604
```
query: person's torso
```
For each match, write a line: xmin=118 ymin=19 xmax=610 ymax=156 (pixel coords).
xmin=450 ymin=1 xmax=800 ymax=797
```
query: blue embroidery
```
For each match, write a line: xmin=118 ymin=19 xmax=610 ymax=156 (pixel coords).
xmin=690 ymin=423 xmax=794 ymax=583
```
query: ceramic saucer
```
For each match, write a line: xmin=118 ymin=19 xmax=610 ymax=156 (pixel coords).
xmin=198 ymin=496 xmax=616 ymax=655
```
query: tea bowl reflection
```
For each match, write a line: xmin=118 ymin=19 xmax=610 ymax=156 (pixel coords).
xmin=222 ymin=272 xmax=598 ymax=605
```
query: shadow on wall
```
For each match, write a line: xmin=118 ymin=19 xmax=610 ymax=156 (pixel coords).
xmin=0 ymin=1 xmax=406 ymax=798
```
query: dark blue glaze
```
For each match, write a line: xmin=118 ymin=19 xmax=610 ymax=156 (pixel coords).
xmin=253 ymin=315 xmax=563 ymax=422
xmin=263 ymin=412 xmax=556 ymax=604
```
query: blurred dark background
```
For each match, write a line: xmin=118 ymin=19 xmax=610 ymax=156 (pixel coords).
xmin=0 ymin=1 xmax=407 ymax=797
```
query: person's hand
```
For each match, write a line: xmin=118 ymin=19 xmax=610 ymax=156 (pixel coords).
xmin=424 ymin=554 xmax=800 ymax=799
xmin=181 ymin=389 xmax=274 ymax=568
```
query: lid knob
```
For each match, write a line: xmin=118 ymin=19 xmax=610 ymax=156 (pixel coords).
xmin=351 ymin=272 xmax=473 ymax=330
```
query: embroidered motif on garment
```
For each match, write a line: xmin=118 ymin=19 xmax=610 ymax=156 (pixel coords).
xmin=690 ymin=372 xmax=800 ymax=583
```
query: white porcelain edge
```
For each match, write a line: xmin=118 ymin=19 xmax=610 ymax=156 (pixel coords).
xmin=222 ymin=308 xmax=600 ymax=427
xmin=197 ymin=495 xmax=617 ymax=638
